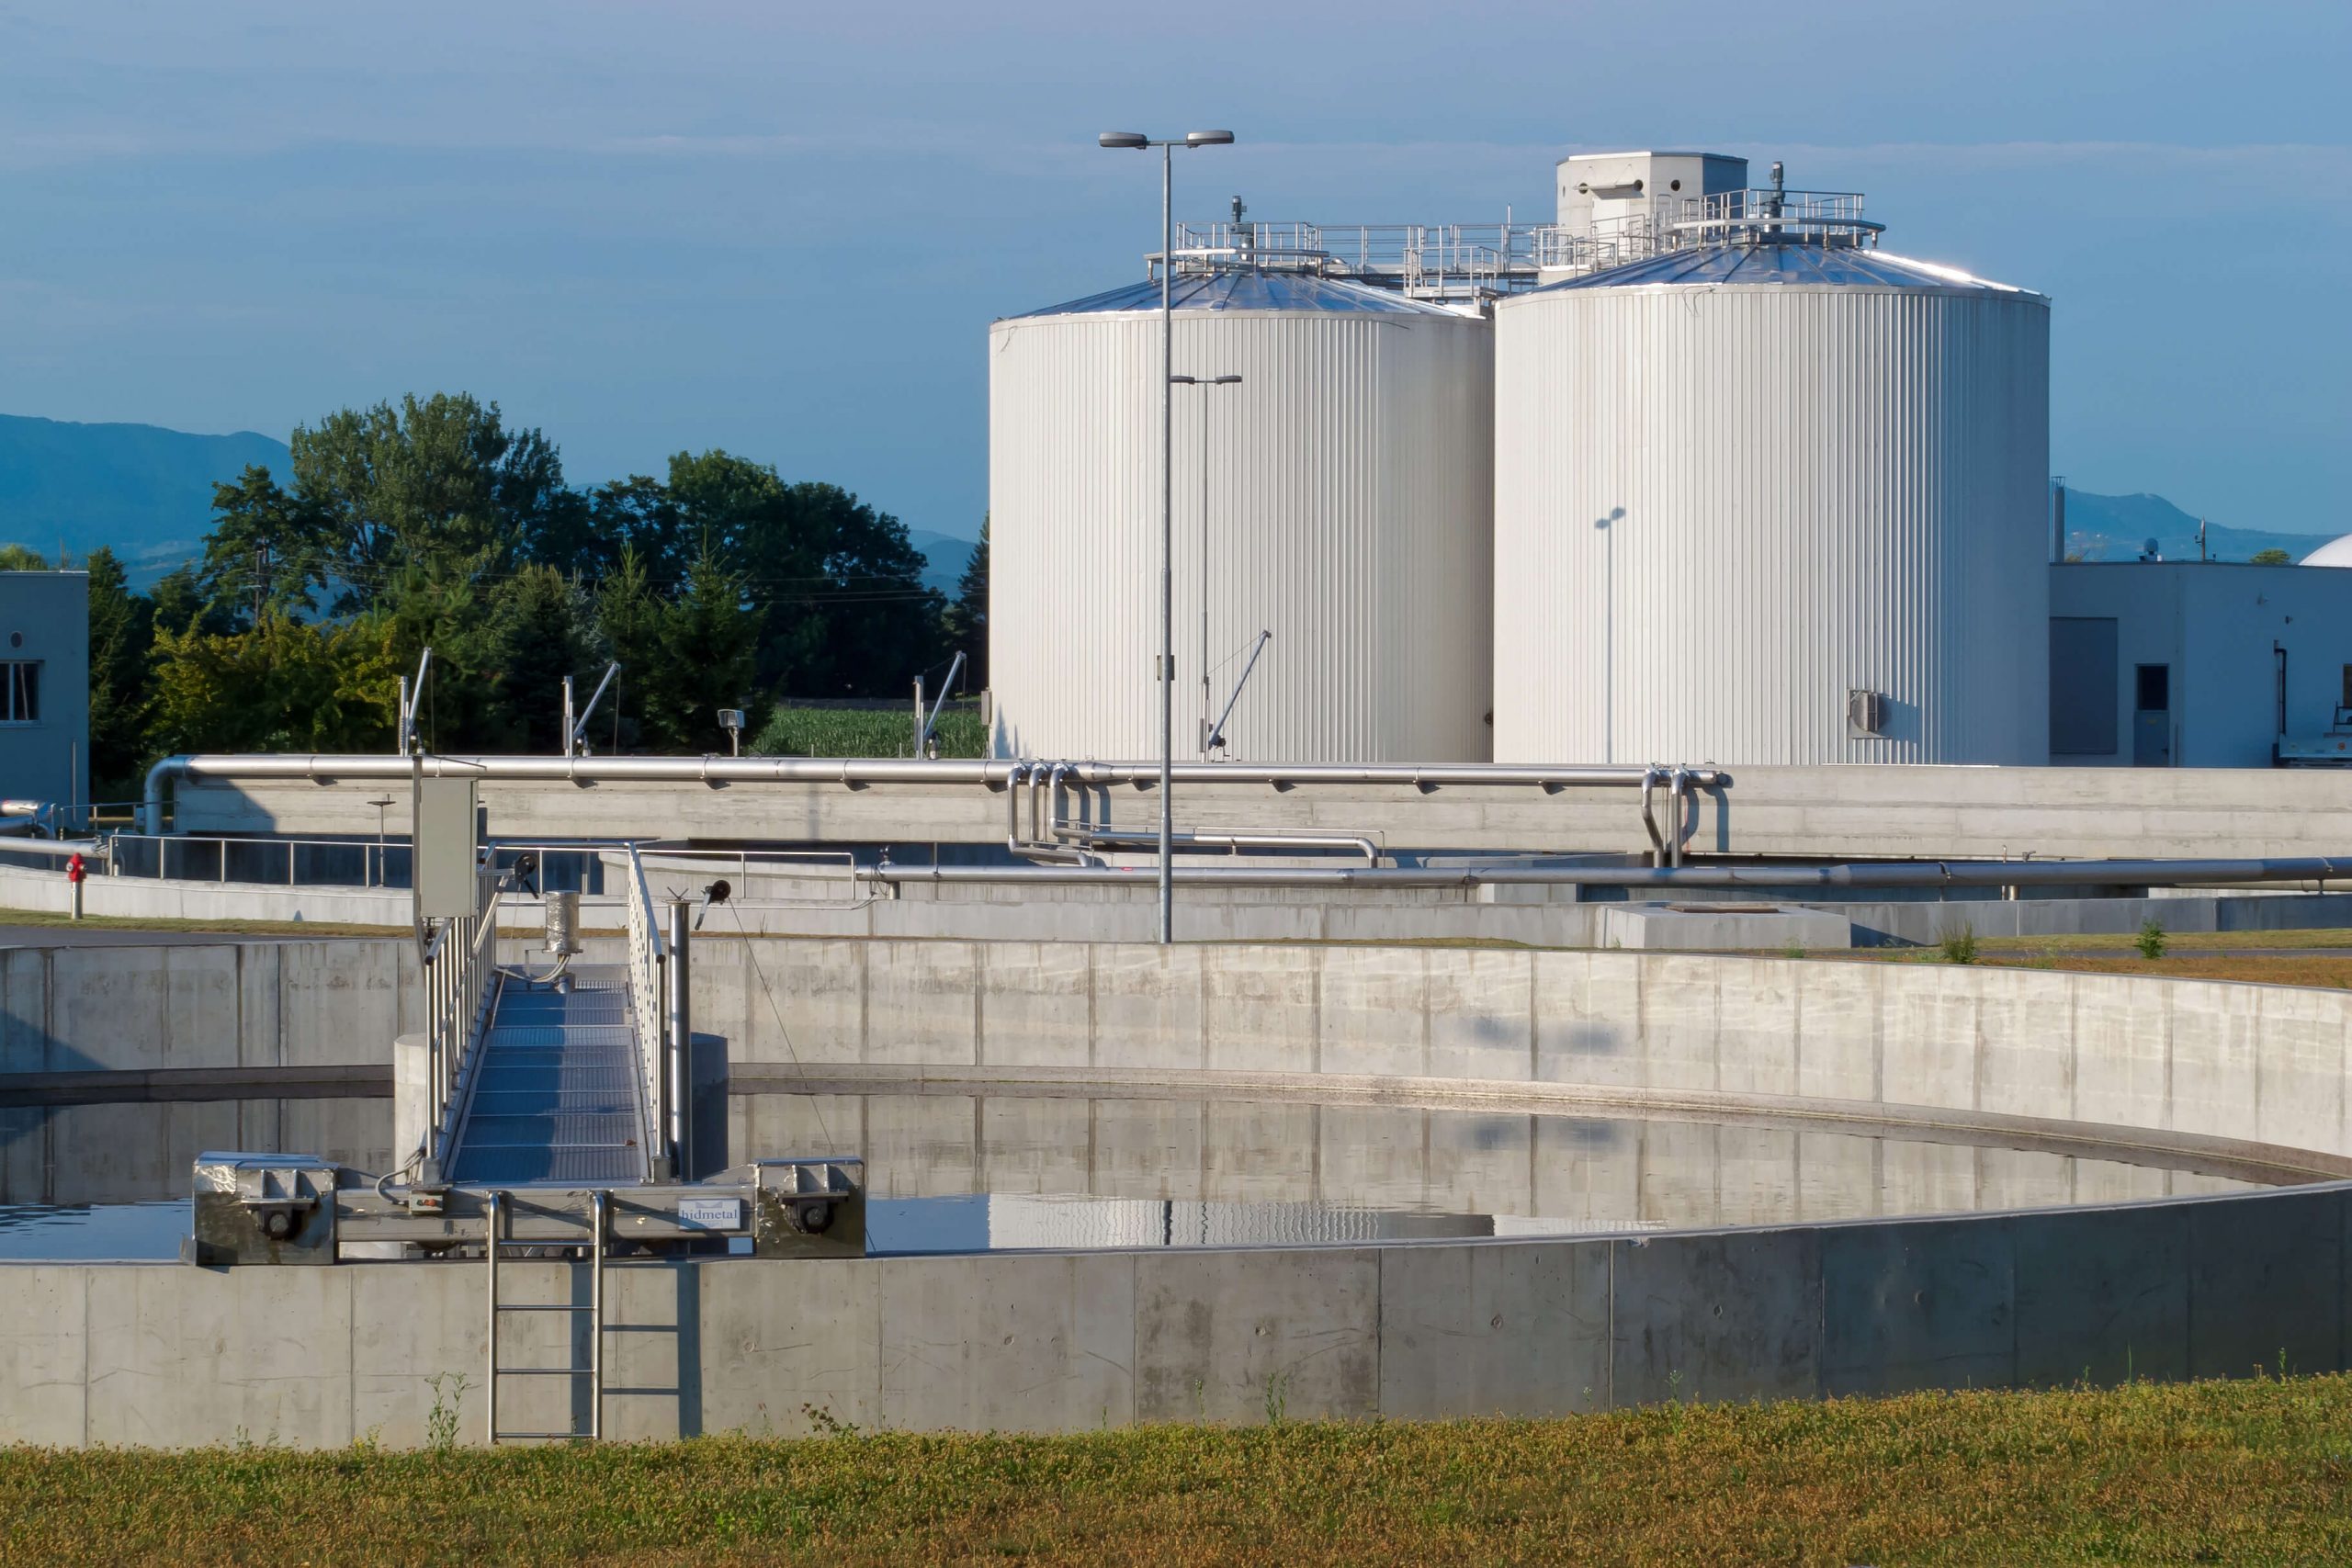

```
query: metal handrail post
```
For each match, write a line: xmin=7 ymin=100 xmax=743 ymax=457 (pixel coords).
xmin=589 ymin=1190 xmax=606 ymax=1442
xmin=665 ymin=897 xmax=691 ymax=1180
xmin=484 ymin=1190 xmax=501 ymax=1445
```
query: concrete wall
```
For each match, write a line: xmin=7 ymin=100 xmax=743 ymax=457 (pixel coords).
xmin=6 ymin=1180 xmax=2346 ymax=1447
xmin=9 ymin=855 xmax=2349 ymax=950
xmin=693 ymin=938 xmax=2352 ymax=1162
xmin=175 ymin=761 xmax=2352 ymax=859
xmin=1 ymin=939 xmax=414 ymax=1077
xmin=13 ymin=932 xmax=2349 ymax=1174
xmin=12 ymin=932 xmax=2352 ymax=1447
xmin=0 ymin=863 xmax=412 ymax=925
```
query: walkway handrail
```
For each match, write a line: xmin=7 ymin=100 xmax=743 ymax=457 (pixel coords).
xmin=423 ymin=869 xmax=502 ymax=1172
xmin=620 ymin=843 xmax=671 ymax=1178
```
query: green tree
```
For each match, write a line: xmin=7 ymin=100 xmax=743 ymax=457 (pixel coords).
xmin=653 ymin=542 xmax=763 ymax=753
xmin=486 ymin=564 xmax=597 ymax=753
xmin=944 ymin=517 xmax=989 ymax=688
xmin=590 ymin=548 xmax=667 ymax=754
xmin=0 ymin=544 xmax=50 ymax=570
xmin=149 ymin=611 xmax=400 ymax=756
xmin=662 ymin=452 xmax=944 ymax=697
xmin=532 ymin=475 xmax=688 ymax=585
xmin=2248 ymin=547 xmax=2294 ymax=566
xmin=149 ymin=565 xmax=236 ymax=641
xmin=290 ymin=392 xmax=567 ymax=613
xmin=198 ymin=465 xmax=329 ymax=625
xmin=85 ymin=547 xmax=158 ymax=801
xmin=367 ymin=551 xmax=504 ymax=752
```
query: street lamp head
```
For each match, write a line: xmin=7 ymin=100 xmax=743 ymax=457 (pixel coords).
xmin=1185 ymin=130 xmax=1236 ymax=147
xmin=1211 ymin=375 xmax=1242 ymax=385
xmin=1098 ymin=131 xmax=1148 ymax=150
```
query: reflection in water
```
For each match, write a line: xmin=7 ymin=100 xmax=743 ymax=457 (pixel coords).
xmin=0 ymin=1200 xmax=187 ymax=1261
xmin=730 ymin=1090 xmax=2269 ymax=1237
xmin=0 ymin=1089 xmax=2279 ymax=1263
xmin=1 ymin=1099 xmax=390 ymax=1207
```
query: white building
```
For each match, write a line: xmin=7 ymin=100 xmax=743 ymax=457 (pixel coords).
xmin=2049 ymin=560 xmax=2352 ymax=766
xmin=0 ymin=570 xmax=91 ymax=811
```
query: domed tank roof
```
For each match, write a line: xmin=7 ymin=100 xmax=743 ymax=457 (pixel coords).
xmin=1004 ymin=271 xmax=1465 ymax=320
xmin=1531 ymin=243 xmax=2041 ymax=298
xmin=2301 ymin=534 xmax=2352 ymax=567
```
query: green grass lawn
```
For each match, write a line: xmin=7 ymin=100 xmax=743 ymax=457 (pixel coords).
xmin=6 ymin=1375 xmax=2351 ymax=1564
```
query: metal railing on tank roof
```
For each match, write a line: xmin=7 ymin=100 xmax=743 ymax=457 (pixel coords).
xmin=1163 ymin=188 xmax=1882 ymax=299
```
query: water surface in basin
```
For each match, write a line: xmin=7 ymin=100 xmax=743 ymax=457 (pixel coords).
xmin=0 ymin=1089 xmax=2281 ymax=1262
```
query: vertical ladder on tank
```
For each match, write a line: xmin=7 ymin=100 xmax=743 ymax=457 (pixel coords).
xmin=484 ymin=1190 xmax=607 ymax=1444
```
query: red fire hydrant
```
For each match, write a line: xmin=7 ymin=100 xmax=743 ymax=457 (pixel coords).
xmin=65 ymin=851 xmax=86 ymax=921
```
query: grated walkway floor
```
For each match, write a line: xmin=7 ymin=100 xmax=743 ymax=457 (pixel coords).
xmin=447 ymin=965 xmax=650 ymax=1185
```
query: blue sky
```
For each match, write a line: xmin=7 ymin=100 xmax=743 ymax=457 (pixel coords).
xmin=1 ymin=1 xmax=2346 ymax=543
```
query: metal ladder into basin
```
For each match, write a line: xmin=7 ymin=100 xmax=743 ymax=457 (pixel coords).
xmin=484 ymin=1190 xmax=608 ymax=1444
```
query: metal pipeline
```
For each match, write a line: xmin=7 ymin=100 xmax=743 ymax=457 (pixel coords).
xmin=1668 ymin=765 xmax=1691 ymax=869
xmin=1037 ymin=770 xmax=1381 ymax=863
xmin=1003 ymin=760 xmax=1030 ymax=852
xmin=1638 ymin=766 xmax=1666 ymax=864
xmin=998 ymin=760 xmax=1099 ymax=865
xmin=1062 ymin=828 xmax=1384 ymax=864
xmin=862 ymin=855 xmax=2352 ymax=891
xmin=0 ymin=799 xmax=61 ymax=838
xmin=144 ymin=752 xmax=1724 ymax=838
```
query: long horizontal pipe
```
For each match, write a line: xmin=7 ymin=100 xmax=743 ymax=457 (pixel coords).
xmin=144 ymin=754 xmax=1724 ymax=834
xmin=1070 ymin=827 xmax=1383 ymax=864
xmin=865 ymin=856 xmax=2352 ymax=890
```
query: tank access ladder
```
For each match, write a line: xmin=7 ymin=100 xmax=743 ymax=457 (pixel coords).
xmin=485 ymin=1189 xmax=609 ymax=1443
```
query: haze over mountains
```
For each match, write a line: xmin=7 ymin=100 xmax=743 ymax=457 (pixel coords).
xmin=0 ymin=412 xmax=2335 ymax=592
xmin=0 ymin=412 xmax=980 ymax=594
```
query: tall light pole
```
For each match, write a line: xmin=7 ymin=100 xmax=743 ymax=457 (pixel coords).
xmin=1171 ymin=373 xmax=1241 ymax=756
xmin=1100 ymin=127 xmax=1236 ymax=945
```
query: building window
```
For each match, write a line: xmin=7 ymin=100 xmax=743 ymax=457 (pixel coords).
xmin=1 ymin=660 xmax=39 ymax=722
xmin=2341 ymin=663 xmax=2352 ymax=711
xmin=2134 ymin=664 xmax=2170 ymax=712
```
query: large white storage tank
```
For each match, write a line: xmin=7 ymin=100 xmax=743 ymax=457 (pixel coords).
xmin=1492 ymin=243 xmax=2051 ymax=765
xmin=989 ymin=272 xmax=1493 ymax=762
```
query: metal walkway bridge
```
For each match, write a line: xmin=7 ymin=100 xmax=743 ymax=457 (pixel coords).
xmin=417 ymin=843 xmax=687 ymax=1190
xmin=447 ymin=968 xmax=646 ymax=1184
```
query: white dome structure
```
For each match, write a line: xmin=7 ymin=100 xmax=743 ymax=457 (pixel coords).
xmin=2299 ymin=535 xmax=2352 ymax=567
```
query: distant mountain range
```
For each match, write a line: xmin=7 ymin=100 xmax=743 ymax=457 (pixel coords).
xmin=2061 ymin=489 xmax=2338 ymax=564
xmin=0 ymin=412 xmax=980 ymax=592
xmin=0 ymin=413 xmax=288 ymax=583
xmin=1 ymin=412 xmax=2324 ymax=589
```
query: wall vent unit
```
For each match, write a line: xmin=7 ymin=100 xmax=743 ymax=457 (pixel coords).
xmin=1847 ymin=689 xmax=1889 ymax=739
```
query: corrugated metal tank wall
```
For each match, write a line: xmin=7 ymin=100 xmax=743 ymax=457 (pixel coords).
xmin=989 ymin=291 xmax=1493 ymax=761
xmin=1491 ymin=267 xmax=2051 ymax=765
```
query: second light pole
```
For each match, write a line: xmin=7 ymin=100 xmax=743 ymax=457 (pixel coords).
xmin=1170 ymin=372 xmax=1241 ymax=756
xmin=1100 ymin=126 xmax=1236 ymax=944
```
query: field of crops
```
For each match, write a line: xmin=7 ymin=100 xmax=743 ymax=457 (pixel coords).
xmin=749 ymin=705 xmax=988 ymax=759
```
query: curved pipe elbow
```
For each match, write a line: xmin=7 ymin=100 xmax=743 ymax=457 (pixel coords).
xmin=142 ymin=757 xmax=190 ymax=836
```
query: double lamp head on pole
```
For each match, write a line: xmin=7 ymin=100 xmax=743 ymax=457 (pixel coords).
xmin=1097 ymin=130 xmax=1234 ymax=151
xmin=1098 ymin=127 xmax=1236 ymax=946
